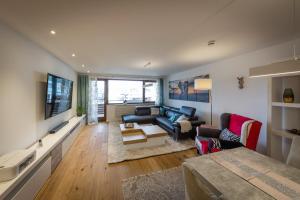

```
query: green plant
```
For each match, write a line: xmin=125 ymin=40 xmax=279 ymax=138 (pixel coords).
xmin=77 ymin=106 xmax=84 ymax=116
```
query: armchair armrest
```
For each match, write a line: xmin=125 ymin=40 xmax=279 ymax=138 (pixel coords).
xmin=197 ymin=127 xmax=221 ymax=138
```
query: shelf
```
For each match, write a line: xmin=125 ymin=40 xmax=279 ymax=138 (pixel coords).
xmin=272 ymin=129 xmax=298 ymax=139
xmin=272 ymin=102 xmax=300 ymax=108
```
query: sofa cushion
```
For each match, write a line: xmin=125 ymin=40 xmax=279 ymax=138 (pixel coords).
xmin=135 ymin=106 xmax=151 ymax=116
xmin=156 ymin=116 xmax=174 ymax=131
xmin=150 ymin=107 xmax=160 ymax=115
xmin=228 ymin=114 xmax=251 ymax=136
xmin=159 ymin=107 xmax=166 ymax=116
xmin=168 ymin=113 xmax=181 ymax=123
xmin=179 ymin=106 xmax=196 ymax=117
xmin=122 ymin=114 xmax=156 ymax=123
xmin=165 ymin=110 xmax=181 ymax=119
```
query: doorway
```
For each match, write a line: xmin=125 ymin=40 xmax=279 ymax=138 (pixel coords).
xmin=96 ymin=80 xmax=107 ymax=121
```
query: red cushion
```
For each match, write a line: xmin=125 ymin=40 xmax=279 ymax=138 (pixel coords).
xmin=228 ymin=114 xmax=251 ymax=136
xmin=199 ymin=140 xmax=209 ymax=154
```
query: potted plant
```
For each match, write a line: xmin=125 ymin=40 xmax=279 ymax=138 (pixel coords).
xmin=77 ymin=106 xmax=84 ymax=117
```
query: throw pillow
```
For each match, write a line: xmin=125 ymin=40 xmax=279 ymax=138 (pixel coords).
xmin=219 ymin=128 xmax=240 ymax=142
xmin=150 ymin=107 xmax=159 ymax=115
xmin=169 ymin=114 xmax=180 ymax=123
xmin=159 ymin=107 xmax=166 ymax=116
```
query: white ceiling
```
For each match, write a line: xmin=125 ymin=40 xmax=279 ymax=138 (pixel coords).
xmin=0 ymin=0 xmax=299 ymax=76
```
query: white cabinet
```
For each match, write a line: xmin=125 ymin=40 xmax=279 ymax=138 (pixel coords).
xmin=0 ymin=115 xmax=86 ymax=200
xmin=11 ymin=157 xmax=51 ymax=200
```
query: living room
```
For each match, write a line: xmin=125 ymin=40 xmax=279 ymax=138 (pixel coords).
xmin=0 ymin=0 xmax=300 ymax=200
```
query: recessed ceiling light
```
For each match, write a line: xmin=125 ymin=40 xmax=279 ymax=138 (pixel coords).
xmin=87 ymin=70 xmax=90 ymax=73
xmin=72 ymin=53 xmax=76 ymax=57
xmin=82 ymin=64 xmax=85 ymax=68
xmin=50 ymin=30 xmax=56 ymax=35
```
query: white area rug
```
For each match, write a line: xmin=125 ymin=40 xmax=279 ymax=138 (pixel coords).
xmin=107 ymin=122 xmax=195 ymax=164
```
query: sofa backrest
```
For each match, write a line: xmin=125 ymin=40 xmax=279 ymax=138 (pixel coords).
xmin=163 ymin=105 xmax=196 ymax=119
xmin=135 ymin=106 xmax=151 ymax=116
xmin=179 ymin=106 xmax=196 ymax=118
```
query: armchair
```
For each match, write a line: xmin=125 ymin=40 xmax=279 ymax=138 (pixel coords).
xmin=195 ymin=113 xmax=262 ymax=154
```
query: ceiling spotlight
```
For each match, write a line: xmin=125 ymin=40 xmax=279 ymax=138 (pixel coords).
xmin=82 ymin=64 xmax=85 ymax=68
xmin=50 ymin=30 xmax=56 ymax=35
xmin=72 ymin=53 xmax=76 ymax=57
xmin=144 ymin=61 xmax=151 ymax=68
xmin=87 ymin=70 xmax=90 ymax=73
xmin=208 ymin=40 xmax=216 ymax=46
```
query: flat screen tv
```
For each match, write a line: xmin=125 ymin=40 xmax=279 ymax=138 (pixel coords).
xmin=45 ymin=73 xmax=73 ymax=119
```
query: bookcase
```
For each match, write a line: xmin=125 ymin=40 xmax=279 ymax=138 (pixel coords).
xmin=269 ymin=74 xmax=300 ymax=162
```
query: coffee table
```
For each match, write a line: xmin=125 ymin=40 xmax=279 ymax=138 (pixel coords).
xmin=119 ymin=124 xmax=168 ymax=149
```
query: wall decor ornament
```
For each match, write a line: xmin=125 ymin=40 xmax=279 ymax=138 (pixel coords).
xmin=169 ymin=75 xmax=209 ymax=102
xmin=283 ymin=88 xmax=295 ymax=103
xmin=237 ymin=77 xmax=244 ymax=89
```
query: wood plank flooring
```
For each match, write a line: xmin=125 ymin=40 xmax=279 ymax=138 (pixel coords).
xmin=35 ymin=123 xmax=197 ymax=200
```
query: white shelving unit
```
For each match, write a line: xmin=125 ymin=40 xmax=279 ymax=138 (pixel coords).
xmin=269 ymin=75 xmax=300 ymax=162
xmin=272 ymin=102 xmax=300 ymax=108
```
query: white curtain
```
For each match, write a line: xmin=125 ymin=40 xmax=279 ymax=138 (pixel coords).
xmin=155 ymin=79 xmax=161 ymax=106
xmin=88 ymin=76 xmax=99 ymax=125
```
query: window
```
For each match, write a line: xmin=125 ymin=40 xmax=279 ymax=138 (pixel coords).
xmin=108 ymin=80 xmax=143 ymax=104
xmin=108 ymin=80 xmax=157 ymax=104
xmin=144 ymin=81 xmax=157 ymax=103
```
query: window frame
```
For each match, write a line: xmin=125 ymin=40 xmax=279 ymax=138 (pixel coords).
xmin=104 ymin=78 xmax=157 ymax=105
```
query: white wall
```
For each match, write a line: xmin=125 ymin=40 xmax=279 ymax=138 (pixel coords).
xmin=0 ymin=22 xmax=77 ymax=155
xmin=164 ymin=39 xmax=300 ymax=154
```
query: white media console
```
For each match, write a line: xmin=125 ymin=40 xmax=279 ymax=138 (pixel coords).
xmin=0 ymin=115 xmax=86 ymax=200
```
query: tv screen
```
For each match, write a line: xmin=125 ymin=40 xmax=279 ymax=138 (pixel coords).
xmin=45 ymin=73 xmax=73 ymax=119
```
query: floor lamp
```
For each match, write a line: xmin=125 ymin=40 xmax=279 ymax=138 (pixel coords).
xmin=194 ymin=79 xmax=213 ymax=126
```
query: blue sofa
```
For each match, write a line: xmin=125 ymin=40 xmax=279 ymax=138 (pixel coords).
xmin=122 ymin=105 xmax=205 ymax=140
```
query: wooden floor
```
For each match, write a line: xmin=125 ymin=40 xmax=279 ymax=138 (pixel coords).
xmin=35 ymin=123 xmax=197 ymax=200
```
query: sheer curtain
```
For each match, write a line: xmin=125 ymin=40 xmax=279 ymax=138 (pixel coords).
xmin=88 ymin=76 xmax=99 ymax=125
xmin=155 ymin=78 xmax=164 ymax=106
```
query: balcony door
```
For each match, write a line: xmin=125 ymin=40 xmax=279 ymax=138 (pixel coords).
xmin=96 ymin=79 xmax=107 ymax=121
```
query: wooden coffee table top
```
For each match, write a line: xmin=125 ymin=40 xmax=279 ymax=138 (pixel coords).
xmin=140 ymin=125 xmax=168 ymax=138
xmin=119 ymin=123 xmax=167 ymax=145
xmin=119 ymin=123 xmax=142 ymax=134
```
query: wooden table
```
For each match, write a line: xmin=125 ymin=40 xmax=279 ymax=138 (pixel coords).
xmin=139 ymin=124 xmax=168 ymax=138
xmin=119 ymin=123 xmax=142 ymax=134
xmin=183 ymin=148 xmax=300 ymax=200
xmin=119 ymin=124 xmax=168 ymax=149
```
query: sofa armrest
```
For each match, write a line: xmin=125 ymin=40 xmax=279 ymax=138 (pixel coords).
xmin=191 ymin=121 xmax=205 ymax=127
xmin=189 ymin=116 xmax=198 ymax=121
xmin=172 ymin=122 xmax=181 ymax=128
xmin=121 ymin=114 xmax=129 ymax=122
xmin=197 ymin=127 xmax=221 ymax=138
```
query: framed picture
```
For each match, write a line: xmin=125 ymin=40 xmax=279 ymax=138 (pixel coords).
xmin=169 ymin=75 xmax=209 ymax=103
